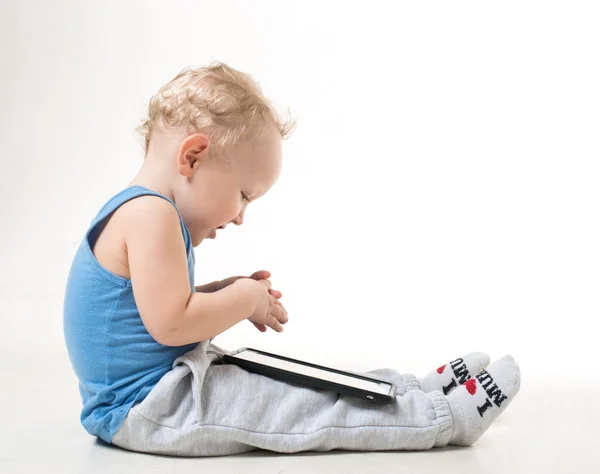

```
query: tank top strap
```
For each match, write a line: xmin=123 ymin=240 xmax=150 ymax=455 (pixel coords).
xmin=89 ymin=185 xmax=192 ymax=250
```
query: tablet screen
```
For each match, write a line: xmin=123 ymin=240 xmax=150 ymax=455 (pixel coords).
xmin=235 ymin=349 xmax=393 ymax=395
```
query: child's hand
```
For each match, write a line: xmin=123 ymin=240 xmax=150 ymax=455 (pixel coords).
xmin=211 ymin=270 xmax=282 ymax=299
xmin=228 ymin=269 xmax=283 ymax=302
xmin=247 ymin=279 xmax=288 ymax=333
xmin=246 ymin=270 xmax=285 ymax=332
xmin=248 ymin=270 xmax=282 ymax=298
xmin=209 ymin=269 xmax=285 ymax=332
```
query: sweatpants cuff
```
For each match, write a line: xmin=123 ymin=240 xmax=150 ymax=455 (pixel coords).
xmin=429 ymin=390 xmax=453 ymax=447
xmin=401 ymin=373 xmax=421 ymax=392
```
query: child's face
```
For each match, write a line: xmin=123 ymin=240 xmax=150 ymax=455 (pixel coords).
xmin=176 ymin=127 xmax=282 ymax=246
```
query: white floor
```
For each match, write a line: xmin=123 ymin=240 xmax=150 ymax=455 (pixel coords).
xmin=1 ymin=345 xmax=598 ymax=474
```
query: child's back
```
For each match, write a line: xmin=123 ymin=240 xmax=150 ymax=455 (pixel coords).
xmin=64 ymin=186 xmax=197 ymax=442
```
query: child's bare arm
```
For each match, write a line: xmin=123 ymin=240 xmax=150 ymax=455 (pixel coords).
xmin=124 ymin=196 xmax=262 ymax=346
xmin=194 ymin=276 xmax=245 ymax=293
xmin=195 ymin=271 xmax=277 ymax=294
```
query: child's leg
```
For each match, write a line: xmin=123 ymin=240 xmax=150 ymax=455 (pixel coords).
xmin=111 ymin=343 xmax=519 ymax=456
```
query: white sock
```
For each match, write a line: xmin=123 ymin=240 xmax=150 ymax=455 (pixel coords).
xmin=418 ymin=352 xmax=491 ymax=395
xmin=447 ymin=355 xmax=521 ymax=446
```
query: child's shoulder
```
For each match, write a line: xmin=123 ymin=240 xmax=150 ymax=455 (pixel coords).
xmin=116 ymin=193 xmax=177 ymax=220
xmin=93 ymin=194 xmax=180 ymax=280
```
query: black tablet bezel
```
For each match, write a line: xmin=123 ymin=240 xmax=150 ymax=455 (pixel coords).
xmin=223 ymin=347 xmax=396 ymax=404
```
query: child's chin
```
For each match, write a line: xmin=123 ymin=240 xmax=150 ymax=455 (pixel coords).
xmin=191 ymin=235 xmax=205 ymax=247
xmin=192 ymin=232 xmax=214 ymax=246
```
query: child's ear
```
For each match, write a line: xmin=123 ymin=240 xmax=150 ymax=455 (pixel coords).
xmin=176 ymin=133 xmax=210 ymax=177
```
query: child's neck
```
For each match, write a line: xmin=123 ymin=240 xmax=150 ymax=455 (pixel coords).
xmin=130 ymin=131 xmax=187 ymax=202
xmin=129 ymin=155 xmax=176 ymax=202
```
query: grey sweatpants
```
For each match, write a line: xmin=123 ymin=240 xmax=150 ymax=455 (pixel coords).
xmin=111 ymin=341 xmax=453 ymax=456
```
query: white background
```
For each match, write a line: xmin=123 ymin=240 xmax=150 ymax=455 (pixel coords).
xmin=1 ymin=0 xmax=598 ymax=381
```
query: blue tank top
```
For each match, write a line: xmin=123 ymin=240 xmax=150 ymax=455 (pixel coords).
xmin=63 ymin=186 xmax=197 ymax=443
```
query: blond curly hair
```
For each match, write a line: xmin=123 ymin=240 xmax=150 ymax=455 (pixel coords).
xmin=138 ymin=62 xmax=295 ymax=155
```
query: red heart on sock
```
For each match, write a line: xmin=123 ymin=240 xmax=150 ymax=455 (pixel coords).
xmin=436 ymin=364 xmax=446 ymax=374
xmin=464 ymin=378 xmax=477 ymax=395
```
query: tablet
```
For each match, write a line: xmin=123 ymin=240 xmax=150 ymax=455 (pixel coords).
xmin=223 ymin=347 xmax=396 ymax=404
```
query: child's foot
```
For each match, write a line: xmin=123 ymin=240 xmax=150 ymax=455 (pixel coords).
xmin=446 ymin=355 xmax=521 ymax=446
xmin=418 ymin=352 xmax=491 ymax=395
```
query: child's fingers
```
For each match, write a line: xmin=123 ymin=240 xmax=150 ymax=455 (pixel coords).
xmin=275 ymin=298 xmax=287 ymax=312
xmin=259 ymin=279 xmax=272 ymax=290
xmin=269 ymin=288 xmax=282 ymax=299
xmin=250 ymin=270 xmax=271 ymax=280
xmin=269 ymin=318 xmax=284 ymax=332
xmin=252 ymin=321 xmax=268 ymax=332
xmin=273 ymin=302 xmax=288 ymax=324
